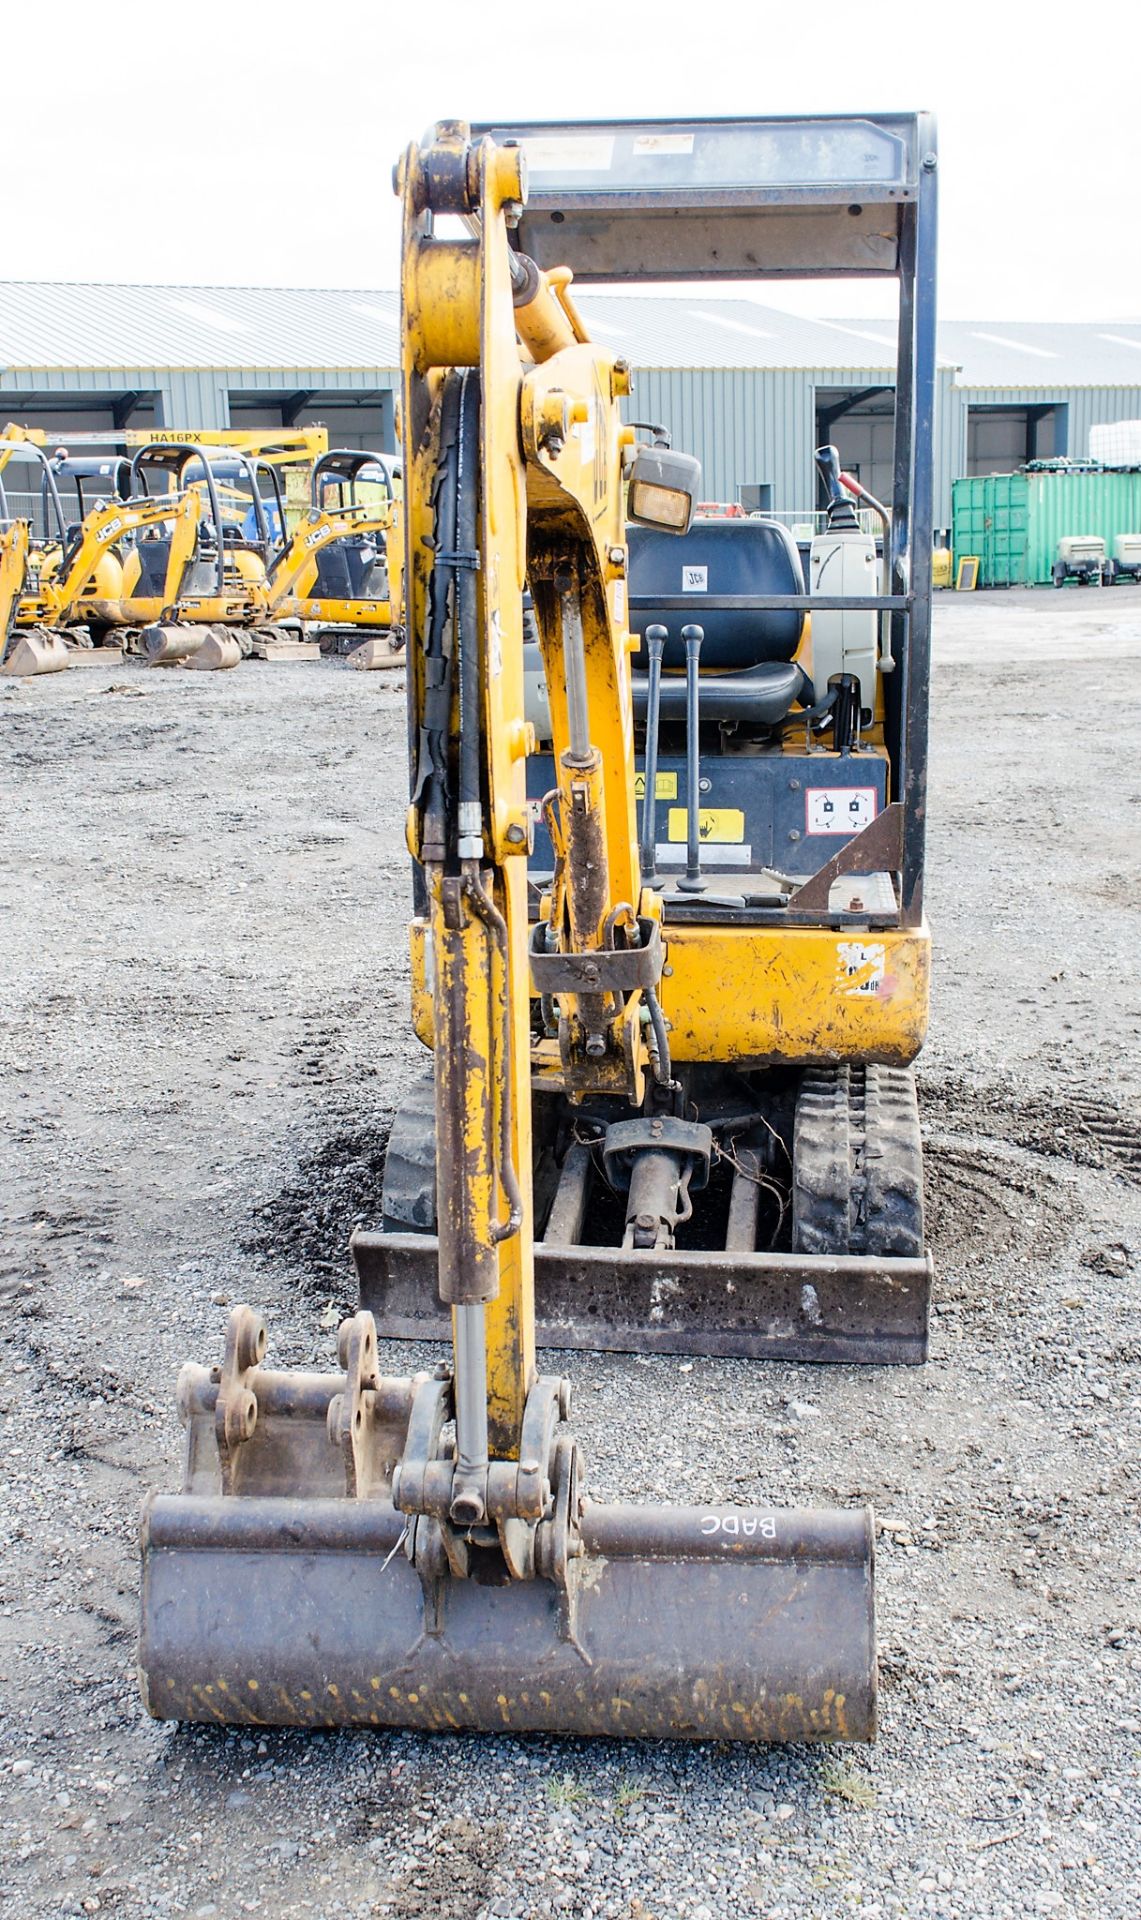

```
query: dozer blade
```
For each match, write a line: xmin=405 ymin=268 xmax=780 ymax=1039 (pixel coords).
xmin=353 ymin=1229 xmax=931 ymax=1364
xmin=138 ymin=1316 xmax=876 ymax=1742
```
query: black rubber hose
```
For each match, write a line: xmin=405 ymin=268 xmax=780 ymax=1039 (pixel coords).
xmin=417 ymin=375 xmax=462 ymax=860
xmin=455 ymin=372 xmax=482 ymax=819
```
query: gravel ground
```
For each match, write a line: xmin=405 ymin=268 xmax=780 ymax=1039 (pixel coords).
xmin=1 ymin=584 xmax=1139 ymax=1920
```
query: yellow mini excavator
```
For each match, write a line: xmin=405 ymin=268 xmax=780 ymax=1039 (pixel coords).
xmin=0 ymin=518 xmax=31 ymax=661
xmin=0 ymin=440 xmax=201 ymax=676
xmin=286 ymin=448 xmax=405 ymax=667
xmin=121 ymin=435 xmax=327 ymax=666
xmin=141 ymin=113 xmax=938 ymax=1743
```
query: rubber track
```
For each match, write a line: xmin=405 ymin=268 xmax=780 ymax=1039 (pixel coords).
xmin=791 ymin=1064 xmax=924 ymax=1257
xmin=381 ymin=1069 xmax=438 ymax=1232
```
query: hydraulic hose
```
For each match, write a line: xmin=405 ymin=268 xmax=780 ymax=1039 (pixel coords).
xmin=415 ymin=376 xmax=462 ymax=860
xmin=455 ymin=370 xmax=483 ymax=856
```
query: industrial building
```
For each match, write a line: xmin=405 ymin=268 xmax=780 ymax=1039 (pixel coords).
xmin=2 ymin=281 xmax=1139 ymax=534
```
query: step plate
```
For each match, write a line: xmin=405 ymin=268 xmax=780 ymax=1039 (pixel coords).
xmin=352 ymin=1231 xmax=931 ymax=1364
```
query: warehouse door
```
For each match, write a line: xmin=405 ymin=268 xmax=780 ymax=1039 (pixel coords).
xmin=814 ymin=386 xmax=895 ymax=508
xmin=967 ymin=404 xmax=1068 ymax=473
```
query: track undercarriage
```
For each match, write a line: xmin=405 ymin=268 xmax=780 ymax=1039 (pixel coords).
xmin=358 ymin=1060 xmax=929 ymax=1363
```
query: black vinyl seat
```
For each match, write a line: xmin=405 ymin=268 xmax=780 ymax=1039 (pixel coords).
xmin=628 ymin=518 xmax=811 ymax=725
xmin=313 ymin=537 xmax=383 ymax=599
xmin=133 ymin=538 xmax=172 ymax=597
xmin=632 ymin=657 xmax=809 ymax=725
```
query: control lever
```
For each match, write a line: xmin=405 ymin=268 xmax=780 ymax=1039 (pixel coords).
xmin=815 ymin=443 xmax=861 ymax=532
xmin=677 ymin=623 xmax=705 ymax=894
xmin=639 ymin=624 xmax=668 ymax=881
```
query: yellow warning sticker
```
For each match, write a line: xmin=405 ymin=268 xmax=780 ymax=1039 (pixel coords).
xmin=667 ymin=807 xmax=745 ymax=845
xmin=634 ymin=771 xmax=678 ymax=800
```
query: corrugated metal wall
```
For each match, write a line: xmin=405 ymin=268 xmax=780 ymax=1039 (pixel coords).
xmin=629 ymin=364 xmax=959 ymax=531
xmin=626 ymin=367 xmax=817 ymax=515
xmin=0 ymin=365 xmax=400 ymax=433
xmin=954 ymin=386 xmax=1141 ymax=461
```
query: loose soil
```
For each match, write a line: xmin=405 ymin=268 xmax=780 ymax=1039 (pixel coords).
xmin=1 ymin=585 xmax=1138 ymax=1919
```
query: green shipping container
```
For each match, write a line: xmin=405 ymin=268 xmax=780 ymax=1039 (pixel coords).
xmin=952 ymin=469 xmax=1141 ymax=586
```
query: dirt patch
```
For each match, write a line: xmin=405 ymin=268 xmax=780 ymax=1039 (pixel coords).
xmin=246 ymin=1116 xmax=392 ymax=1293
xmin=374 ymin=1813 xmax=507 ymax=1918
xmin=924 ymin=1137 xmax=1079 ymax=1270
xmin=2 ymin=618 xmax=1141 ymax=1919
xmin=921 ymin=1070 xmax=1141 ymax=1185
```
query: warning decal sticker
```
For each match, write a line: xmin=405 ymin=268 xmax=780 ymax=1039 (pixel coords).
xmin=666 ymin=807 xmax=745 ymax=844
xmin=836 ymin=941 xmax=886 ymax=998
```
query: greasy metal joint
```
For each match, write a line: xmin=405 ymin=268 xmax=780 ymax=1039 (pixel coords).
xmin=529 ymin=917 xmax=663 ymax=997
xmin=326 ymin=1312 xmax=384 ymax=1498
xmin=214 ymin=1307 xmax=266 ymax=1492
xmin=421 ymin=122 xmax=479 ymax=216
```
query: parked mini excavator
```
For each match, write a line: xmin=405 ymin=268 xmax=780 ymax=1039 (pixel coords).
xmin=263 ymin=449 xmax=405 ymax=667
xmin=122 ymin=434 xmax=328 ymax=665
xmin=141 ymin=112 xmax=937 ymax=1743
xmin=0 ymin=437 xmax=201 ymax=675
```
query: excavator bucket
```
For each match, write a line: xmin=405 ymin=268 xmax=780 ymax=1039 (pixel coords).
xmin=347 ymin=634 xmax=405 ymax=671
xmin=140 ymin=1310 xmax=876 ymax=1742
xmin=183 ymin=627 xmax=242 ymax=670
xmin=141 ymin=623 xmax=206 ymax=665
xmin=1 ymin=628 xmax=71 ymax=676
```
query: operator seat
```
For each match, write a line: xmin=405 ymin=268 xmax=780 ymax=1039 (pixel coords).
xmin=628 ymin=518 xmax=811 ymax=725
xmin=131 ymin=537 xmax=173 ymax=598
xmin=312 ymin=536 xmax=384 ymax=600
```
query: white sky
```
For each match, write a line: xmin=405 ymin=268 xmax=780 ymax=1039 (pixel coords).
xmin=6 ymin=0 xmax=1135 ymax=322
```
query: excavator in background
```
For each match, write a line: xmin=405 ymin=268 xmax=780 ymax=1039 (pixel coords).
xmin=0 ymin=519 xmax=31 ymax=664
xmin=38 ymin=452 xmax=142 ymax=636
xmin=122 ymin=441 xmax=311 ymax=666
xmin=0 ymin=437 xmax=202 ymax=675
xmin=123 ymin=426 xmax=328 ymax=469
xmin=141 ymin=113 xmax=937 ymax=1744
xmin=287 ymin=448 xmax=405 ymax=667
xmin=0 ymin=438 xmax=135 ymax=649
xmin=122 ymin=438 xmax=404 ymax=670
